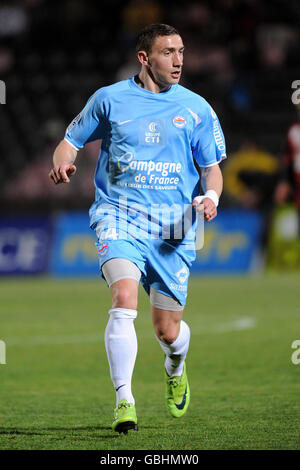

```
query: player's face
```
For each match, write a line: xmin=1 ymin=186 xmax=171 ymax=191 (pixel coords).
xmin=147 ymin=34 xmax=184 ymax=87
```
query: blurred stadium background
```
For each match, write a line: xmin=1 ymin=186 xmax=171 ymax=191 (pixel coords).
xmin=1 ymin=0 xmax=300 ymax=276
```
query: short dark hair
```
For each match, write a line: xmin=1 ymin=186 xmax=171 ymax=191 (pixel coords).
xmin=135 ymin=24 xmax=180 ymax=55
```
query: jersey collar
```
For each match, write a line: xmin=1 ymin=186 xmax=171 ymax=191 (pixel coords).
xmin=129 ymin=75 xmax=178 ymax=97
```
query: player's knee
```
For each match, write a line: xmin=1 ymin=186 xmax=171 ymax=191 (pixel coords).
xmin=111 ymin=285 xmax=137 ymax=310
xmin=156 ymin=327 xmax=178 ymax=345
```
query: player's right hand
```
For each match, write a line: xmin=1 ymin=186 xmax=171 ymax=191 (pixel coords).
xmin=192 ymin=195 xmax=217 ymax=222
xmin=49 ymin=164 xmax=77 ymax=184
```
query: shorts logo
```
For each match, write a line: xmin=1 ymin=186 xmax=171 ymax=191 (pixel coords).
xmin=175 ymin=266 xmax=188 ymax=284
xmin=173 ymin=115 xmax=186 ymax=128
xmin=98 ymin=242 xmax=109 ymax=256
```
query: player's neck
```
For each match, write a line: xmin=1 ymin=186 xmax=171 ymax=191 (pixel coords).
xmin=136 ymin=71 xmax=171 ymax=94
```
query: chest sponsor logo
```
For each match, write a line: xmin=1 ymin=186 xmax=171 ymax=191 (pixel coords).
xmin=139 ymin=119 xmax=166 ymax=146
xmin=115 ymin=155 xmax=182 ymax=189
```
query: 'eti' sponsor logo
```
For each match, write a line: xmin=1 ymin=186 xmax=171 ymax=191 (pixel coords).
xmin=98 ymin=243 xmax=109 ymax=256
xmin=145 ymin=121 xmax=161 ymax=144
xmin=173 ymin=115 xmax=186 ymax=128
xmin=139 ymin=119 xmax=166 ymax=146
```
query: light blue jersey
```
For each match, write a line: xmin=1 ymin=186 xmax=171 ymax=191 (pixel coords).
xmin=64 ymin=76 xmax=226 ymax=304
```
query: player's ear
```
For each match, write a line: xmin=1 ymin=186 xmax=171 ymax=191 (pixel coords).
xmin=137 ymin=50 xmax=149 ymax=66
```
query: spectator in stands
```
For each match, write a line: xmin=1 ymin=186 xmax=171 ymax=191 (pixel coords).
xmin=274 ymin=102 xmax=300 ymax=233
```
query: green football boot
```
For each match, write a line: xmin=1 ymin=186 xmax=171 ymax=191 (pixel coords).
xmin=165 ymin=362 xmax=190 ymax=418
xmin=112 ymin=399 xmax=138 ymax=434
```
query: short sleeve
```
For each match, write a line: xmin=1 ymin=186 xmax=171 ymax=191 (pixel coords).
xmin=64 ymin=90 xmax=108 ymax=150
xmin=191 ymin=104 xmax=227 ymax=167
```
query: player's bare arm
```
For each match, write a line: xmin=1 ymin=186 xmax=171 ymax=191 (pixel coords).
xmin=49 ymin=139 xmax=78 ymax=184
xmin=192 ymin=164 xmax=223 ymax=221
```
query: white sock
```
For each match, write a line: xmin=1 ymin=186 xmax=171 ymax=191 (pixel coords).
xmin=156 ymin=320 xmax=190 ymax=377
xmin=104 ymin=308 xmax=138 ymax=406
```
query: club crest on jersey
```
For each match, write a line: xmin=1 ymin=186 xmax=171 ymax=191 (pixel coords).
xmin=173 ymin=115 xmax=186 ymax=128
xmin=98 ymin=242 xmax=109 ymax=256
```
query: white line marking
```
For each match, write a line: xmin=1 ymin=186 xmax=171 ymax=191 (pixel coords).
xmin=4 ymin=317 xmax=256 ymax=347
xmin=5 ymin=333 xmax=102 ymax=346
xmin=192 ymin=317 xmax=257 ymax=335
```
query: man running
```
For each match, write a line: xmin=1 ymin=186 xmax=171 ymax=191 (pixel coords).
xmin=49 ymin=23 xmax=226 ymax=434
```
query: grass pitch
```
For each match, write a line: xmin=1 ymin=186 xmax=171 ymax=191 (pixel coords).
xmin=0 ymin=273 xmax=300 ymax=450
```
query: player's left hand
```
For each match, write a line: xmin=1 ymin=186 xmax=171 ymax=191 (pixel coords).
xmin=192 ymin=196 xmax=217 ymax=222
xmin=49 ymin=164 xmax=77 ymax=185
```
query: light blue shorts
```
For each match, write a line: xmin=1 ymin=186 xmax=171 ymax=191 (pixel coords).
xmin=95 ymin=233 xmax=191 ymax=306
